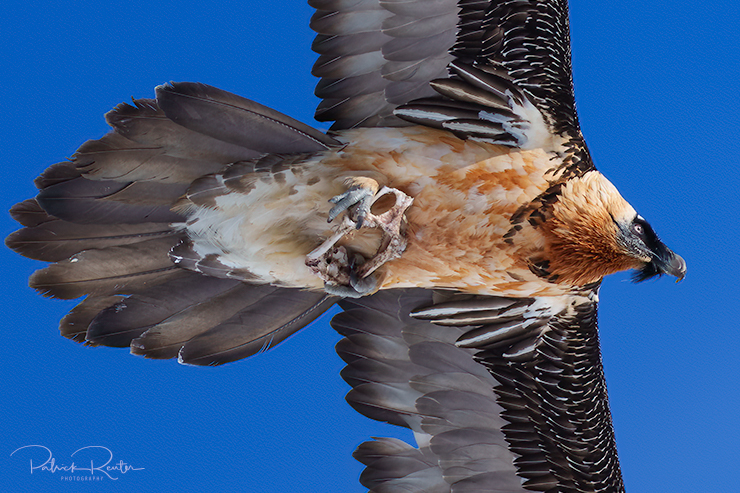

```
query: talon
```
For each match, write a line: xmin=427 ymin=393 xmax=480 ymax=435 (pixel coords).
xmin=323 ymin=258 xmax=381 ymax=298
xmin=322 ymin=282 xmax=367 ymax=299
xmin=349 ymin=253 xmax=365 ymax=271
xmin=307 ymin=184 xmax=413 ymax=297
xmin=350 ymin=264 xmax=380 ymax=295
xmin=327 ymin=186 xmax=375 ymax=225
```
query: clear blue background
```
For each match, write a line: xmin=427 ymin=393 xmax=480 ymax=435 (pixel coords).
xmin=1 ymin=1 xmax=738 ymax=491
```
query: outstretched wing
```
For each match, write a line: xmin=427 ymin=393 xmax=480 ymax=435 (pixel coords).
xmin=312 ymin=0 xmax=581 ymax=140
xmin=334 ymin=289 xmax=625 ymax=492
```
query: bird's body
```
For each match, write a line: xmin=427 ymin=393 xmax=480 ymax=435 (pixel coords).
xmin=7 ymin=1 xmax=686 ymax=491
xmin=179 ymin=124 xmax=640 ymax=298
xmin=180 ymin=126 xmax=549 ymax=293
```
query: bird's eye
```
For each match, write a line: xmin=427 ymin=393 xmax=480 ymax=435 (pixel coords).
xmin=633 ymin=223 xmax=644 ymax=236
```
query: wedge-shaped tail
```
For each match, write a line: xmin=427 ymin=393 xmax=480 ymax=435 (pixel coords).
xmin=7 ymin=83 xmax=340 ymax=365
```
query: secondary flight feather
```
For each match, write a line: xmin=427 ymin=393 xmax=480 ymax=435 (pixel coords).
xmin=7 ymin=1 xmax=685 ymax=491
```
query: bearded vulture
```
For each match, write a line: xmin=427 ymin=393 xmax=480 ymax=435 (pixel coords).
xmin=7 ymin=0 xmax=685 ymax=491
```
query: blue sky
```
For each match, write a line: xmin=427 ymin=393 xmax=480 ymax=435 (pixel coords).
xmin=1 ymin=1 xmax=738 ymax=492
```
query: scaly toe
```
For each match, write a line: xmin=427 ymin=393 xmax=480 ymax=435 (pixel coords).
xmin=350 ymin=271 xmax=380 ymax=296
xmin=323 ymin=282 xmax=367 ymax=298
xmin=327 ymin=186 xmax=375 ymax=225
xmin=323 ymin=270 xmax=379 ymax=298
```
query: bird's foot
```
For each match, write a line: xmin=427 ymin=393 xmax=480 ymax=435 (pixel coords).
xmin=306 ymin=185 xmax=413 ymax=298
xmin=327 ymin=177 xmax=380 ymax=229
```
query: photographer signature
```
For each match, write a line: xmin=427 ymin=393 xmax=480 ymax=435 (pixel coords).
xmin=10 ymin=445 xmax=144 ymax=480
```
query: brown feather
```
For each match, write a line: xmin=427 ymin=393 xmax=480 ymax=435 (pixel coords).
xmin=541 ymin=171 xmax=641 ymax=285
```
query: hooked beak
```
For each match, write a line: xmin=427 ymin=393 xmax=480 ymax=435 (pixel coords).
xmin=634 ymin=245 xmax=686 ymax=283
xmin=654 ymin=250 xmax=686 ymax=281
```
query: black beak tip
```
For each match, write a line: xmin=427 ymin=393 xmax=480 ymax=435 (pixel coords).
xmin=668 ymin=254 xmax=687 ymax=282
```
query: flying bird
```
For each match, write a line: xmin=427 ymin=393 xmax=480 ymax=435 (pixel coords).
xmin=7 ymin=0 xmax=685 ymax=491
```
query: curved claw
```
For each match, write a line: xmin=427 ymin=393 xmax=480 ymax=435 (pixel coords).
xmin=327 ymin=186 xmax=375 ymax=227
xmin=349 ymin=260 xmax=380 ymax=294
xmin=323 ymin=255 xmax=380 ymax=298
xmin=323 ymin=276 xmax=378 ymax=298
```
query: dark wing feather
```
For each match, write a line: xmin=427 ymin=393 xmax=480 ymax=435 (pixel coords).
xmin=310 ymin=0 xmax=456 ymax=128
xmin=333 ymin=288 xmax=625 ymax=492
xmin=452 ymin=0 xmax=579 ymax=134
xmin=354 ymin=438 xmax=449 ymax=493
xmin=333 ymin=289 xmax=527 ymax=492
xmin=312 ymin=0 xmax=584 ymax=140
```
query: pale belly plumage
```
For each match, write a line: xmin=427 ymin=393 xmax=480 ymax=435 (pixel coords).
xmin=181 ymin=126 xmax=572 ymax=298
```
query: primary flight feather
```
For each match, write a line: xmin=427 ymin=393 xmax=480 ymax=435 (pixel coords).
xmin=7 ymin=0 xmax=685 ymax=491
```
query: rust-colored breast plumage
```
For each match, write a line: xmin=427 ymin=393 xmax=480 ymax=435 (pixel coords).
xmin=322 ymin=129 xmax=642 ymax=296
xmin=320 ymin=127 xmax=574 ymax=297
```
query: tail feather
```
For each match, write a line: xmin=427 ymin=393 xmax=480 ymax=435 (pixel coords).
xmin=55 ymin=272 xmax=337 ymax=365
xmin=9 ymin=198 xmax=55 ymax=227
xmin=33 ymin=161 xmax=85 ymax=190
xmin=128 ymin=279 xmax=262 ymax=359
xmin=104 ymin=98 xmax=264 ymax=162
xmin=36 ymin=176 xmax=187 ymax=224
xmin=156 ymin=82 xmax=340 ymax=153
xmin=6 ymin=202 xmax=174 ymax=262
xmin=73 ymin=132 xmax=227 ymax=184
xmin=83 ymin=273 xmax=246 ymax=351
xmin=29 ymin=235 xmax=183 ymax=299
xmin=176 ymin=287 xmax=336 ymax=366
xmin=10 ymin=83 xmax=342 ymax=366
xmin=60 ymin=295 xmax=126 ymax=342
xmin=83 ymin=270 xmax=215 ymax=348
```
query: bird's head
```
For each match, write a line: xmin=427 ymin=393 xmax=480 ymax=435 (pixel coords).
xmin=541 ymin=171 xmax=686 ymax=286
xmin=616 ymin=213 xmax=686 ymax=283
